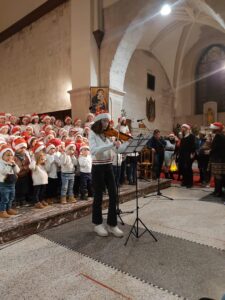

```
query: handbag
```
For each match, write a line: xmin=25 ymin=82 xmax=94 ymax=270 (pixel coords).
xmin=169 ymin=159 xmax=178 ymax=172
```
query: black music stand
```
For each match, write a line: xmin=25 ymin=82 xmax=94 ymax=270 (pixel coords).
xmin=115 ymin=150 xmax=134 ymax=225
xmin=124 ymin=134 xmax=158 ymax=246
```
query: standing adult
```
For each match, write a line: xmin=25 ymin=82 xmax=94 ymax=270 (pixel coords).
xmin=178 ymin=124 xmax=196 ymax=188
xmin=147 ymin=129 xmax=166 ymax=179
xmin=89 ymin=112 xmax=129 ymax=237
xmin=209 ymin=122 xmax=225 ymax=197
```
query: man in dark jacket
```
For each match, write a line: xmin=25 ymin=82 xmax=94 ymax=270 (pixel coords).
xmin=147 ymin=129 xmax=166 ymax=179
xmin=178 ymin=124 xmax=196 ymax=188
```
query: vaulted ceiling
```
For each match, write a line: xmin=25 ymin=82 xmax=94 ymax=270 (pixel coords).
xmin=136 ymin=0 xmax=225 ymax=89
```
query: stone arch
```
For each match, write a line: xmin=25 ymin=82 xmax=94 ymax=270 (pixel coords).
xmin=103 ymin=0 xmax=225 ymax=124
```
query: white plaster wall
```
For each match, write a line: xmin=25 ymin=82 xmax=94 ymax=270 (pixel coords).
xmin=0 ymin=0 xmax=46 ymax=32
xmin=123 ymin=50 xmax=174 ymax=134
xmin=0 ymin=3 xmax=71 ymax=115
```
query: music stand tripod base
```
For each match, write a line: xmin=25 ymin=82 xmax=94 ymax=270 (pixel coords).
xmin=122 ymin=134 xmax=158 ymax=246
xmin=144 ymin=178 xmax=174 ymax=200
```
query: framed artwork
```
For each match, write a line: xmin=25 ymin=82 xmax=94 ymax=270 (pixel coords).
xmin=90 ymin=87 xmax=109 ymax=113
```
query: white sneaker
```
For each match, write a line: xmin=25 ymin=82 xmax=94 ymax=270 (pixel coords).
xmin=94 ymin=224 xmax=108 ymax=237
xmin=107 ymin=225 xmax=124 ymax=238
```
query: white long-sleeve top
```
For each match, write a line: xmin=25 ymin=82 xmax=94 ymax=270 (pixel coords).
xmin=45 ymin=154 xmax=58 ymax=179
xmin=0 ymin=160 xmax=20 ymax=183
xmin=78 ymin=155 xmax=92 ymax=173
xmin=60 ymin=153 xmax=77 ymax=173
xmin=29 ymin=160 xmax=48 ymax=186
xmin=89 ymin=130 xmax=129 ymax=165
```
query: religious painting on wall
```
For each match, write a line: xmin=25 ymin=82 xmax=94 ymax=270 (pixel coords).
xmin=90 ymin=87 xmax=109 ymax=113
xmin=146 ymin=97 xmax=155 ymax=122
xmin=203 ymin=101 xmax=217 ymax=126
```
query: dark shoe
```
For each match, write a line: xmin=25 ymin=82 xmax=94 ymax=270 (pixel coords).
xmin=186 ymin=185 xmax=193 ymax=188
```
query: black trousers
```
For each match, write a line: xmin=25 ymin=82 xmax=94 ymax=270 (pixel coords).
xmin=33 ymin=185 xmax=47 ymax=203
xmin=46 ymin=178 xmax=59 ymax=198
xmin=80 ymin=172 xmax=93 ymax=198
xmin=92 ymin=164 xmax=117 ymax=226
xmin=179 ymin=157 xmax=193 ymax=187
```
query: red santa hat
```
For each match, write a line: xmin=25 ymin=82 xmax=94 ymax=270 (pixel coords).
xmin=209 ymin=122 xmax=224 ymax=131
xmin=5 ymin=113 xmax=12 ymax=118
xmin=74 ymin=118 xmax=81 ymax=126
xmin=31 ymin=113 xmax=39 ymax=121
xmin=26 ymin=125 xmax=34 ymax=133
xmin=65 ymin=116 xmax=72 ymax=123
xmin=10 ymin=115 xmax=19 ymax=122
xmin=65 ymin=139 xmax=76 ymax=151
xmin=0 ymin=124 xmax=9 ymax=132
xmin=94 ymin=111 xmax=111 ymax=123
xmin=41 ymin=114 xmax=51 ymax=122
xmin=13 ymin=137 xmax=27 ymax=151
xmin=42 ymin=124 xmax=53 ymax=133
xmin=0 ymin=144 xmax=14 ymax=159
xmin=11 ymin=125 xmax=21 ymax=135
xmin=59 ymin=128 xmax=68 ymax=137
xmin=32 ymin=142 xmax=45 ymax=154
xmin=0 ymin=113 xmax=6 ymax=119
xmin=48 ymin=138 xmax=61 ymax=147
xmin=22 ymin=114 xmax=31 ymax=121
xmin=46 ymin=142 xmax=56 ymax=153
xmin=181 ymin=124 xmax=191 ymax=130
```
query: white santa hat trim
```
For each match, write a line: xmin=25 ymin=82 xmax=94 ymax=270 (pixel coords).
xmin=65 ymin=143 xmax=76 ymax=152
xmin=65 ymin=116 xmax=72 ymax=122
xmin=0 ymin=125 xmax=9 ymax=131
xmin=34 ymin=144 xmax=45 ymax=153
xmin=80 ymin=145 xmax=90 ymax=151
xmin=94 ymin=113 xmax=111 ymax=123
xmin=46 ymin=144 xmax=56 ymax=153
xmin=14 ymin=142 xmax=27 ymax=150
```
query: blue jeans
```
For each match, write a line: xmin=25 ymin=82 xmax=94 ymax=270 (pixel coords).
xmin=0 ymin=182 xmax=15 ymax=211
xmin=61 ymin=173 xmax=75 ymax=197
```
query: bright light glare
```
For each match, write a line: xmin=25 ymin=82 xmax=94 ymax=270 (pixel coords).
xmin=160 ymin=4 xmax=172 ymax=16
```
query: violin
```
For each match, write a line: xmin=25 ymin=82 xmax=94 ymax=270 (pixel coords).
xmin=104 ymin=127 xmax=132 ymax=141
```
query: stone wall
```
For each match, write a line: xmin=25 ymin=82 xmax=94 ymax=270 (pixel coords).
xmin=0 ymin=2 xmax=71 ymax=116
xmin=123 ymin=50 xmax=174 ymax=134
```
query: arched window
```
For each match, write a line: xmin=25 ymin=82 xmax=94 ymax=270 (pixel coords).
xmin=195 ymin=45 xmax=225 ymax=114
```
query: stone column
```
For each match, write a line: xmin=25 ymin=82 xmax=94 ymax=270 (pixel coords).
xmin=109 ymin=88 xmax=126 ymax=123
xmin=69 ymin=0 xmax=99 ymax=120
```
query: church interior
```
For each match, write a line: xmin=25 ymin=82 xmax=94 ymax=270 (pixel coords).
xmin=0 ymin=1 xmax=225 ymax=300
